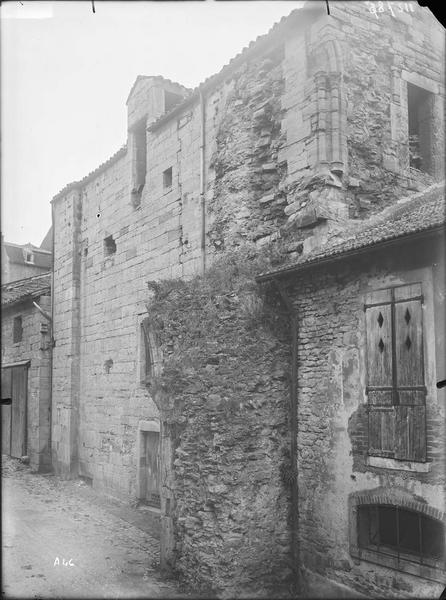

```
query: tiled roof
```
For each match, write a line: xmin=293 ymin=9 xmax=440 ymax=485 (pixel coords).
xmin=40 ymin=227 xmax=53 ymax=251
xmin=2 ymin=273 xmax=51 ymax=306
xmin=257 ymin=182 xmax=446 ymax=281
xmin=126 ymin=75 xmax=192 ymax=105
xmin=3 ymin=243 xmax=52 ymax=269
xmin=52 ymin=144 xmax=127 ymax=203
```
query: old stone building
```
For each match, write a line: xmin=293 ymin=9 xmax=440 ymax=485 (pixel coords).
xmin=1 ymin=233 xmax=52 ymax=284
xmin=47 ymin=0 xmax=444 ymax=597
xmin=1 ymin=273 xmax=52 ymax=472
xmin=258 ymin=181 xmax=445 ymax=597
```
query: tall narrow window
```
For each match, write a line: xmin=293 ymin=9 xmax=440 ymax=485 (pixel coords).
xmin=104 ymin=235 xmax=116 ymax=256
xmin=407 ymin=83 xmax=434 ymax=174
xmin=365 ymin=283 xmax=426 ymax=462
xmin=141 ymin=318 xmax=153 ymax=383
xmin=163 ymin=167 xmax=173 ymax=189
xmin=131 ymin=120 xmax=147 ymax=206
xmin=13 ymin=316 xmax=23 ymax=343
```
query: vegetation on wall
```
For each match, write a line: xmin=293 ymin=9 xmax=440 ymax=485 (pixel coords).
xmin=145 ymin=246 xmax=295 ymax=597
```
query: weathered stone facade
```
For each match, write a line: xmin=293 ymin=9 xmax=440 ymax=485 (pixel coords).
xmin=1 ymin=279 xmax=52 ymax=472
xmin=268 ymin=230 xmax=445 ymax=598
xmin=143 ymin=251 xmax=292 ymax=597
xmin=49 ymin=1 xmax=444 ymax=596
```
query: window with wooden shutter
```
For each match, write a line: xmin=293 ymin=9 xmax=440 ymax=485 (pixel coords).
xmin=365 ymin=283 xmax=426 ymax=462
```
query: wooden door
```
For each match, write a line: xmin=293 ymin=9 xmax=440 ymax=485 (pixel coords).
xmin=143 ymin=431 xmax=161 ymax=507
xmin=1 ymin=368 xmax=12 ymax=454
xmin=1 ymin=365 xmax=28 ymax=458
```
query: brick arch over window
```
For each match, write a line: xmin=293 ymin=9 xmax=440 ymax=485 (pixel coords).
xmin=349 ymin=487 xmax=446 ymax=583
xmin=351 ymin=488 xmax=445 ymax=522
xmin=308 ymin=35 xmax=346 ymax=175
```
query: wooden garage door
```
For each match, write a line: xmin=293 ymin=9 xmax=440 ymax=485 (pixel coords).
xmin=1 ymin=365 xmax=28 ymax=458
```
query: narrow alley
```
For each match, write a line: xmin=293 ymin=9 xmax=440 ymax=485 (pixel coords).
xmin=1 ymin=456 xmax=190 ymax=599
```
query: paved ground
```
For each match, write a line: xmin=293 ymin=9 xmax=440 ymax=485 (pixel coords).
xmin=1 ymin=456 xmax=191 ymax=599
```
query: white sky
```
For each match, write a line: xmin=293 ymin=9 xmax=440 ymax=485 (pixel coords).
xmin=1 ymin=0 xmax=303 ymax=246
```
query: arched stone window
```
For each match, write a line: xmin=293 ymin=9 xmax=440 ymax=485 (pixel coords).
xmin=349 ymin=488 xmax=446 ymax=583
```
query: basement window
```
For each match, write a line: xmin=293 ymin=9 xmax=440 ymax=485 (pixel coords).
xmin=104 ymin=235 xmax=116 ymax=256
xmin=357 ymin=505 xmax=446 ymax=570
xmin=13 ymin=316 xmax=23 ymax=343
xmin=163 ymin=167 xmax=173 ymax=189
xmin=407 ymin=83 xmax=434 ymax=174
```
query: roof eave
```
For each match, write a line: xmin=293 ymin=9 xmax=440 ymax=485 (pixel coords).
xmin=256 ymin=224 xmax=446 ymax=283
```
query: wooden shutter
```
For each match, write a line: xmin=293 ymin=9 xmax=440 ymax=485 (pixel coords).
xmin=394 ymin=295 xmax=426 ymax=461
xmin=365 ymin=299 xmax=395 ymax=457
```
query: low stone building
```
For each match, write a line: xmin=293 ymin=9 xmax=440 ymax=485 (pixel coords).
xmin=46 ymin=0 xmax=444 ymax=596
xmin=257 ymin=182 xmax=446 ymax=597
xmin=1 ymin=273 xmax=52 ymax=472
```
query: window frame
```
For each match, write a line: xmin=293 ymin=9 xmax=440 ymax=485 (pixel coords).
xmin=407 ymin=82 xmax=434 ymax=175
xmin=357 ymin=504 xmax=445 ymax=569
xmin=349 ymin=492 xmax=446 ymax=584
xmin=140 ymin=317 xmax=153 ymax=384
xmin=162 ymin=166 xmax=173 ymax=190
xmin=13 ymin=316 xmax=23 ymax=343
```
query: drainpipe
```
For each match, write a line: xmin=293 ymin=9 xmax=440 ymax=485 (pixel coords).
xmin=199 ymin=89 xmax=206 ymax=274
xmin=49 ymin=202 xmax=55 ymax=467
xmin=273 ymin=277 xmax=300 ymax=592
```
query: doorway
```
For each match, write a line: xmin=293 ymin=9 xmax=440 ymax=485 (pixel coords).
xmin=1 ymin=363 xmax=28 ymax=458
xmin=136 ymin=421 xmax=161 ymax=508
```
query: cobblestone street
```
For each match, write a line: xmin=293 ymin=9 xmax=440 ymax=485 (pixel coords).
xmin=1 ymin=456 xmax=190 ymax=599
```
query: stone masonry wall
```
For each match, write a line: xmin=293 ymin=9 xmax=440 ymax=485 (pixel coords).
xmin=281 ymin=1 xmax=444 ymax=255
xmin=1 ymin=297 xmax=52 ymax=471
xmin=146 ymin=249 xmax=293 ymax=598
xmin=49 ymin=0 xmax=445 ymax=583
xmin=280 ymin=237 xmax=445 ymax=598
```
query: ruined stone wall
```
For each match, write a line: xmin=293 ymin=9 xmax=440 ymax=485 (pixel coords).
xmin=280 ymin=237 xmax=445 ymax=598
xmin=146 ymin=250 xmax=293 ymax=598
xmin=281 ymin=1 xmax=444 ymax=254
xmin=1 ymin=297 xmax=52 ymax=471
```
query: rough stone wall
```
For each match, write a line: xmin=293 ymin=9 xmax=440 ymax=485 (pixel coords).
xmin=146 ymin=250 xmax=293 ymax=598
xmin=49 ymin=1 xmax=445 ymax=586
xmin=206 ymin=46 xmax=288 ymax=251
xmin=1 ymin=297 xmax=52 ymax=471
xmin=279 ymin=237 xmax=445 ymax=598
xmin=280 ymin=1 xmax=444 ymax=253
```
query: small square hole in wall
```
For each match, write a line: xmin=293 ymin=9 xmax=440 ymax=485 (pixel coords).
xmin=104 ymin=235 xmax=116 ymax=256
xmin=163 ymin=167 xmax=173 ymax=189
